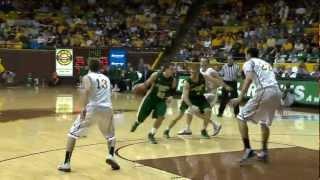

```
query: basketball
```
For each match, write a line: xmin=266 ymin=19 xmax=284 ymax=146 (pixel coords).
xmin=132 ymin=83 xmax=147 ymax=96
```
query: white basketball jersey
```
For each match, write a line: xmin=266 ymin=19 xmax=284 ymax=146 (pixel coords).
xmin=243 ymin=58 xmax=278 ymax=91
xmin=83 ymin=72 xmax=112 ymax=108
xmin=200 ymin=67 xmax=219 ymax=90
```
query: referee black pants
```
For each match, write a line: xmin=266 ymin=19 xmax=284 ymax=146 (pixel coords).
xmin=218 ymin=81 xmax=239 ymax=116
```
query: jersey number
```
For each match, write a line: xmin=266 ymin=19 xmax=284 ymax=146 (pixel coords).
xmin=96 ymin=79 xmax=108 ymax=89
xmin=261 ymin=64 xmax=272 ymax=71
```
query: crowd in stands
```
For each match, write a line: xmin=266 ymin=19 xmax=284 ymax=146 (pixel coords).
xmin=273 ymin=62 xmax=320 ymax=79
xmin=0 ymin=0 xmax=193 ymax=49
xmin=176 ymin=0 xmax=319 ymax=64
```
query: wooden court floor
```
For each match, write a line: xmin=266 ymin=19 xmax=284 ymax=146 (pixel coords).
xmin=0 ymin=87 xmax=318 ymax=180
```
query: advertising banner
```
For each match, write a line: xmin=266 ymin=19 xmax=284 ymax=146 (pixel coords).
xmin=56 ymin=49 xmax=73 ymax=76
xmin=176 ymin=75 xmax=319 ymax=105
xmin=108 ymin=48 xmax=127 ymax=67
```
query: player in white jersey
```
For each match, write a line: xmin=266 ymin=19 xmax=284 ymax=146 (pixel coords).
xmin=58 ymin=59 xmax=120 ymax=172
xmin=230 ymin=48 xmax=282 ymax=164
xmin=200 ymin=59 xmax=221 ymax=107
xmin=163 ymin=59 xmax=229 ymax=138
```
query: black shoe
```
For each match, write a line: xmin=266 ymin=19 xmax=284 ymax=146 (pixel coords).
xmin=163 ymin=129 xmax=170 ymax=139
xmin=239 ymin=149 xmax=256 ymax=165
xmin=148 ymin=133 xmax=157 ymax=144
xmin=257 ymin=151 xmax=269 ymax=163
xmin=201 ymin=129 xmax=210 ymax=139
xmin=130 ymin=121 xmax=140 ymax=132
xmin=106 ymin=156 xmax=120 ymax=170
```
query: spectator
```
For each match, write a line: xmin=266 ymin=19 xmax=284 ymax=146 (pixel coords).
xmin=273 ymin=64 xmax=285 ymax=78
xmin=296 ymin=62 xmax=311 ymax=78
xmin=137 ymin=58 xmax=145 ymax=73
xmin=281 ymin=39 xmax=293 ymax=53
xmin=124 ymin=66 xmax=139 ymax=90
xmin=294 ymin=39 xmax=304 ymax=52
xmin=48 ymin=72 xmax=61 ymax=87
xmin=0 ymin=57 xmax=5 ymax=75
xmin=212 ymin=34 xmax=224 ymax=49
xmin=311 ymin=65 xmax=320 ymax=79
xmin=280 ymin=83 xmax=295 ymax=108
xmin=1 ymin=70 xmax=15 ymax=85
xmin=266 ymin=36 xmax=276 ymax=49
xmin=283 ymin=67 xmax=295 ymax=78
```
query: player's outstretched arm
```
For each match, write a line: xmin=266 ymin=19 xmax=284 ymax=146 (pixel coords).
xmin=204 ymin=74 xmax=231 ymax=91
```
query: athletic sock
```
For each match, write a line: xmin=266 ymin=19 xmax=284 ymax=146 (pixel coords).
xmin=242 ymin=138 xmax=251 ymax=150
xmin=150 ymin=128 xmax=157 ymax=135
xmin=64 ymin=151 xmax=72 ymax=164
xmin=262 ymin=141 xmax=268 ymax=152
xmin=107 ymin=136 xmax=116 ymax=156
xmin=109 ymin=147 xmax=115 ymax=156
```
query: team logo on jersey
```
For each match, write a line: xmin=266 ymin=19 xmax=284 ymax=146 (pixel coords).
xmin=56 ymin=49 xmax=72 ymax=66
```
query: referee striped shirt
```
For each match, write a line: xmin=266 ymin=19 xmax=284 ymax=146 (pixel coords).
xmin=220 ymin=63 xmax=240 ymax=81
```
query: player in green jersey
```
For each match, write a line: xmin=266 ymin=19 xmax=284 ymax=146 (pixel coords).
xmin=130 ymin=63 xmax=176 ymax=144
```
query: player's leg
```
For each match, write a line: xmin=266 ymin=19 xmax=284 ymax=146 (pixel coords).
xmin=131 ymin=95 xmax=154 ymax=132
xmin=218 ymin=87 xmax=229 ymax=117
xmin=163 ymin=111 xmax=184 ymax=138
xmin=177 ymin=102 xmax=193 ymax=136
xmin=97 ymin=108 xmax=120 ymax=170
xmin=58 ymin=110 xmax=93 ymax=172
xmin=178 ymin=113 xmax=193 ymax=135
xmin=193 ymin=106 xmax=211 ymax=138
xmin=258 ymin=124 xmax=270 ymax=162
xmin=204 ymin=92 xmax=222 ymax=133
xmin=236 ymin=96 xmax=261 ymax=164
xmin=58 ymin=137 xmax=76 ymax=172
xmin=148 ymin=100 xmax=167 ymax=144
xmin=231 ymin=86 xmax=240 ymax=116
xmin=237 ymin=118 xmax=256 ymax=164
xmin=197 ymin=98 xmax=221 ymax=137
xmin=257 ymin=88 xmax=282 ymax=162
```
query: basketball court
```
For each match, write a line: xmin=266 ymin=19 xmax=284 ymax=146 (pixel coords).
xmin=0 ymin=87 xmax=318 ymax=180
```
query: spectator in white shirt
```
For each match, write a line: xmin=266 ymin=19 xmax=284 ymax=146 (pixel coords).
xmin=294 ymin=39 xmax=304 ymax=52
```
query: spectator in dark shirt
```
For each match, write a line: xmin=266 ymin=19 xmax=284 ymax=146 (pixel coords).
xmin=48 ymin=72 xmax=61 ymax=86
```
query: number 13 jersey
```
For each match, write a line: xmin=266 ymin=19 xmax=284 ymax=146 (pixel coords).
xmin=83 ymin=72 xmax=112 ymax=108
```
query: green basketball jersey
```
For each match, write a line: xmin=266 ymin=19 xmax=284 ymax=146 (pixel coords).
xmin=149 ymin=72 xmax=174 ymax=99
xmin=186 ymin=74 xmax=206 ymax=98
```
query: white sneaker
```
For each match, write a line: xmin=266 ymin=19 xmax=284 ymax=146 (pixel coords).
xmin=239 ymin=149 xmax=256 ymax=166
xmin=212 ymin=124 xmax=222 ymax=136
xmin=57 ymin=163 xmax=71 ymax=172
xmin=177 ymin=128 xmax=192 ymax=135
xmin=106 ymin=156 xmax=120 ymax=170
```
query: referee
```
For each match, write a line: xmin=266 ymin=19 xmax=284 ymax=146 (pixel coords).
xmin=218 ymin=54 xmax=240 ymax=117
